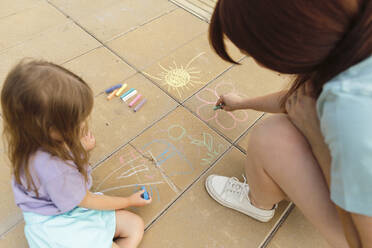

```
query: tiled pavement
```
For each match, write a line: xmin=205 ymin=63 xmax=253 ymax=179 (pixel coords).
xmin=0 ymin=1 xmax=330 ymax=247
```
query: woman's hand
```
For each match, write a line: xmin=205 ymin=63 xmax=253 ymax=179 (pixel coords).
xmin=216 ymin=94 xmax=244 ymax=111
xmin=128 ymin=190 xmax=152 ymax=207
xmin=81 ymin=131 xmax=96 ymax=151
xmin=216 ymin=91 xmax=288 ymax=113
xmin=285 ymin=84 xmax=321 ymax=142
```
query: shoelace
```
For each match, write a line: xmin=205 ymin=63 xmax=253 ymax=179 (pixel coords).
xmin=221 ymin=174 xmax=249 ymax=202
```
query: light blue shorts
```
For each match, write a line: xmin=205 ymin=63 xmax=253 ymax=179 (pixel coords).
xmin=23 ymin=207 xmax=116 ymax=248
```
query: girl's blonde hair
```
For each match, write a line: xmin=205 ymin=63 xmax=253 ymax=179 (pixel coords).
xmin=1 ymin=59 xmax=94 ymax=195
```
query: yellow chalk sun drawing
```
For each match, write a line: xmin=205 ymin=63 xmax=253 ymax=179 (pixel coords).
xmin=144 ymin=52 xmax=205 ymax=97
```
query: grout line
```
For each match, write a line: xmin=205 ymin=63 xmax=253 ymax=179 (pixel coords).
xmin=232 ymin=113 xmax=266 ymax=154
xmin=0 ymin=0 xmax=44 ymax=20
xmin=0 ymin=20 xmax=74 ymax=55
xmin=259 ymin=202 xmax=295 ymax=248
xmin=45 ymin=0 xmax=211 ymax=170
xmin=170 ymin=0 xmax=211 ymax=23
xmin=46 ymin=0 xmax=245 ymax=133
xmin=0 ymin=218 xmax=23 ymax=239
xmin=47 ymin=0 xmax=208 ymax=109
xmin=92 ymin=104 xmax=180 ymax=169
xmin=173 ymin=56 xmax=249 ymax=146
xmin=181 ymin=55 xmax=247 ymax=104
xmin=135 ymin=33 xmax=207 ymax=104
xmin=130 ymin=145 xmax=182 ymax=194
xmin=94 ymin=50 xmax=245 ymax=169
xmin=144 ymin=144 xmax=234 ymax=231
xmin=61 ymin=45 xmax=103 ymax=65
xmin=47 ymin=0 xmax=205 ymax=83
xmin=181 ymin=103 xmax=234 ymax=144
xmin=103 ymin=7 xmax=178 ymax=43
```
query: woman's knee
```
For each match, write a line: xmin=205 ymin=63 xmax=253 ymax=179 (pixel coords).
xmin=247 ymin=114 xmax=308 ymax=156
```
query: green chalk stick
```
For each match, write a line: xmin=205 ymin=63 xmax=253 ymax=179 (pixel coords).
xmin=213 ymin=105 xmax=223 ymax=110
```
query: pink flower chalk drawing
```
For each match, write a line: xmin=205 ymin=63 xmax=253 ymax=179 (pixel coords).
xmin=196 ymin=82 xmax=249 ymax=130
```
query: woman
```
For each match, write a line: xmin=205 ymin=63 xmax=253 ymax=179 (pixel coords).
xmin=205 ymin=1 xmax=372 ymax=247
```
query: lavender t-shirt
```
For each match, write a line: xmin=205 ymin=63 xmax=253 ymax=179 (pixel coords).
xmin=12 ymin=150 xmax=92 ymax=216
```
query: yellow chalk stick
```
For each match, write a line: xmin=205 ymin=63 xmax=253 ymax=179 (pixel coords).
xmin=115 ymin=84 xmax=128 ymax=96
xmin=107 ymin=89 xmax=119 ymax=100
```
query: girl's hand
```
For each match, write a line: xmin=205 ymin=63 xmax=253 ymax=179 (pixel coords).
xmin=216 ymin=94 xmax=244 ymax=111
xmin=128 ymin=190 xmax=152 ymax=207
xmin=81 ymin=131 xmax=96 ymax=151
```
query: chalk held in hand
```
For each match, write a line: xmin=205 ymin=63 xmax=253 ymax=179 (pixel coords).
xmin=134 ymin=98 xmax=147 ymax=112
xmin=115 ymin=84 xmax=128 ymax=96
xmin=107 ymin=89 xmax=119 ymax=100
xmin=122 ymin=90 xmax=137 ymax=102
xmin=129 ymin=94 xmax=142 ymax=107
xmin=140 ymin=186 xmax=149 ymax=200
xmin=105 ymin=84 xmax=122 ymax=94
xmin=213 ymin=104 xmax=224 ymax=110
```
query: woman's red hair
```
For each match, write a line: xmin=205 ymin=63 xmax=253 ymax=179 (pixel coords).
xmin=209 ymin=0 xmax=372 ymax=101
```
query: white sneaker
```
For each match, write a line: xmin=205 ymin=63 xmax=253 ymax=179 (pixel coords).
xmin=205 ymin=174 xmax=276 ymax=222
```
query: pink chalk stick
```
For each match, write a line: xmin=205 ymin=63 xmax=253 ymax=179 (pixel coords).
xmin=129 ymin=94 xmax=142 ymax=107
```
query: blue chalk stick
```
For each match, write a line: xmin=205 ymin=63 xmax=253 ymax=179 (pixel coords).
xmin=105 ymin=84 xmax=122 ymax=94
xmin=141 ymin=186 xmax=149 ymax=200
xmin=120 ymin=88 xmax=135 ymax=99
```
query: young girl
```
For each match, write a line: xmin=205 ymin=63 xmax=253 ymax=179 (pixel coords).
xmin=2 ymin=59 xmax=151 ymax=248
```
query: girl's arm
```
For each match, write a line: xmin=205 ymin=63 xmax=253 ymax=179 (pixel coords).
xmin=217 ymin=90 xmax=287 ymax=113
xmin=78 ymin=190 xmax=150 ymax=210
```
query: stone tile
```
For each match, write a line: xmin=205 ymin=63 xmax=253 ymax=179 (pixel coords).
xmin=0 ymin=120 xmax=22 ymax=236
xmin=130 ymin=107 xmax=230 ymax=191
xmin=0 ymin=222 xmax=28 ymax=248
xmin=63 ymin=46 xmax=136 ymax=96
xmin=0 ymin=22 xmax=100 ymax=85
xmin=107 ymin=9 xmax=208 ymax=70
xmin=89 ymin=73 xmax=177 ymax=165
xmin=48 ymin=0 xmax=120 ymax=18
xmin=77 ymin=0 xmax=176 ymax=42
xmin=92 ymin=145 xmax=178 ymax=227
xmin=143 ymin=33 xmax=245 ymax=102
xmin=184 ymin=57 xmax=290 ymax=142
xmin=0 ymin=2 xmax=67 ymax=51
xmin=140 ymin=148 xmax=289 ymax=248
xmin=0 ymin=0 xmax=42 ymax=19
xmin=268 ymin=207 xmax=330 ymax=248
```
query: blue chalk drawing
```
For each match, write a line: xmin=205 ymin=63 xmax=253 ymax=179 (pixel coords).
xmin=141 ymin=139 xmax=194 ymax=176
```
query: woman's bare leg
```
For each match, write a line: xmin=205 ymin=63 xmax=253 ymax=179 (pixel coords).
xmin=245 ymin=114 xmax=348 ymax=248
xmin=113 ymin=210 xmax=144 ymax=248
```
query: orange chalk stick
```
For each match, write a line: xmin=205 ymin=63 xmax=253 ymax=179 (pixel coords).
xmin=107 ymin=89 xmax=118 ymax=100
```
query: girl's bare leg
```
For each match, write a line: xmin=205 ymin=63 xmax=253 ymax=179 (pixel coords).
xmin=245 ymin=114 xmax=348 ymax=248
xmin=113 ymin=210 xmax=144 ymax=248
